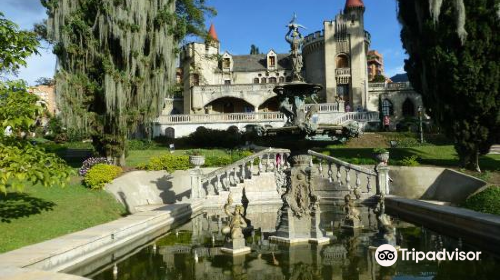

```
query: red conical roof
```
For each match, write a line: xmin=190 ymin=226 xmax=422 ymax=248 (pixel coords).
xmin=208 ymin=23 xmax=218 ymax=41
xmin=345 ymin=0 xmax=364 ymax=9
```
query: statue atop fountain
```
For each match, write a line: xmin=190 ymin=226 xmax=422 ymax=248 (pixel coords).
xmin=221 ymin=193 xmax=252 ymax=255
xmin=285 ymin=13 xmax=305 ymax=82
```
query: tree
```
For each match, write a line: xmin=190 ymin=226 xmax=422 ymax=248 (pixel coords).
xmin=0 ymin=81 xmax=72 ymax=193
xmin=0 ymin=14 xmax=71 ymax=193
xmin=250 ymin=44 xmax=260 ymax=55
xmin=41 ymin=0 xmax=215 ymax=165
xmin=35 ymin=77 xmax=55 ymax=86
xmin=0 ymin=12 xmax=39 ymax=75
xmin=397 ymin=0 xmax=500 ymax=171
xmin=371 ymin=74 xmax=386 ymax=83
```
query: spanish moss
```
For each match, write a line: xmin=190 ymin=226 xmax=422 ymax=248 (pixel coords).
xmin=43 ymin=0 xmax=177 ymax=164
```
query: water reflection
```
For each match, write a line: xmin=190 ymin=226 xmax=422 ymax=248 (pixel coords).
xmin=89 ymin=206 xmax=499 ymax=280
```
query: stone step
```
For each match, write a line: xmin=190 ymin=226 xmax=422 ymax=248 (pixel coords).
xmin=489 ymin=145 xmax=500 ymax=154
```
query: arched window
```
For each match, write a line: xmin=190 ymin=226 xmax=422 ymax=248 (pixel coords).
xmin=254 ymin=78 xmax=260 ymax=84
xmin=402 ymin=98 xmax=415 ymax=117
xmin=336 ymin=54 xmax=349 ymax=68
xmin=279 ymin=77 xmax=285 ymax=83
xmin=165 ymin=127 xmax=175 ymax=139
xmin=261 ymin=78 xmax=267 ymax=84
xmin=269 ymin=77 xmax=277 ymax=84
xmin=382 ymin=99 xmax=394 ymax=116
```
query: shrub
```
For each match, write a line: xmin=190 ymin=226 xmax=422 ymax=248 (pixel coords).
xmin=373 ymin=148 xmax=388 ymax=154
xmin=79 ymin=157 xmax=112 ymax=176
xmin=399 ymin=155 xmax=420 ymax=166
xmin=127 ymin=139 xmax=159 ymax=150
xmin=205 ymin=155 xmax=232 ymax=167
xmin=142 ymin=154 xmax=190 ymax=172
xmin=84 ymin=164 xmax=122 ymax=189
xmin=187 ymin=127 xmax=243 ymax=148
xmin=462 ymin=186 xmax=500 ymax=215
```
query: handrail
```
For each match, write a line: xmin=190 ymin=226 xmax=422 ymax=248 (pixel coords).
xmin=157 ymin=112 xmax=285 ymax=124
xmin=201 ymin=148 xmax=291 ymax=183
xmin=308 ymin=150 xmax=376 ymax=176
xmin=333 ymin=111 xmax=379 ymax=125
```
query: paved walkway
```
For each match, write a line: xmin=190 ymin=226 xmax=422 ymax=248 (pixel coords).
xmin=0 ymin=201 xmax=203 ymax=279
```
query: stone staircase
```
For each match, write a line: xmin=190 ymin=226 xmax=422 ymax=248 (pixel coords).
xmin=489 ymin=145 xmax=500 ymax=155
xmin=194 ymin=148 xmax=291 ymax=207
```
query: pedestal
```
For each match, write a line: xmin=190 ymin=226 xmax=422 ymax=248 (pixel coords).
xmin=221 ymin=237 xmax=251 ymax=255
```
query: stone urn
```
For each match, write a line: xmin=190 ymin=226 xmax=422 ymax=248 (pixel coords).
xmin=374 ymin=151 xmax=390 ymax=165
xmin=189 ymin=155 xmax=205 ymax=169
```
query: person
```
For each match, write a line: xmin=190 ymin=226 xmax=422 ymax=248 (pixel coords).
xmin=383 ymin=115 xmax=390 ymax=131
xmin=345 ymin=102 xmax=351 ymax=112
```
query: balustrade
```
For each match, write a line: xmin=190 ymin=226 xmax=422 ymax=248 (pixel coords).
xmin=368 ymin=82 xmax=413 ymax=91
xmin=308 ymin=150 xmax=389 ymax=197
xmin=197 ymin=148 xmax=291 ymax=197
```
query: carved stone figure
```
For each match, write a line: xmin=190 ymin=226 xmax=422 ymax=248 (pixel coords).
xmin=272 ymin=154 xmax=328 ymax=243
xmin=341 ymin=194 xmax=363 ymax=229
xmin=373 ymin=197 xmax=396 ymax=245
xmin=222 ymin=193 xmax=247 ymax=239
xmin=221 ymin=193 xmax=251 ymax=255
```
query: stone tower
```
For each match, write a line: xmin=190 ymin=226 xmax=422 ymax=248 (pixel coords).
xmin=303 ymin=0 xmax=370 ymax=109
xmin=181 ymin=23 xmax=221 ymax=114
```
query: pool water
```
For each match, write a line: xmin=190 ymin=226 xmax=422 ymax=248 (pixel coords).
xmin=82 ymin=210 xmax=500 ymax=280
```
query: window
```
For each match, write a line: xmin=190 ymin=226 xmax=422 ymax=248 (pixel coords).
xmin=192 ymin=74 xmax=199 ymax=86
xmin=402 ymin=98 xmax=415 ymax=117
xmin=382 ymin=99 xmax=394 ymax=116
xmin=254 ymin=78 xmax=260 ymax=84
xmin=336 ymin=54 xmax=349 ymax=68
xmin=223 ymin=58 xmax=231 ymax=68
xmin=269 ymin=56 xmax=276 ymax=67
xmin=261 ymin=78 xmax=267 ymax=84
xmin=279 ymin=77 xmax=285 ymax=83
xmin=224 ymin=80 xmax=231 ymax=85
xmin=269 ymin=77 xmax=277 ymax=84
xmin=165 ymin=127 xmax=175 ymax=139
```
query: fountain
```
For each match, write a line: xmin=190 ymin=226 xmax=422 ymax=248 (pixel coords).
xmin=270 ymin=154 xmax=330 ymax=244
xmin=260 ymin=15 xmax=357 ymax=141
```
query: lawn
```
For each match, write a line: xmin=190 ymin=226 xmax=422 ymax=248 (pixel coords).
xmin=0 ymin=182 xmax=126 ymax=253
xmin=126 ymin=149 xmax=245 ymax=167
xmin=322 ymin=145 xmax=500 ymax=171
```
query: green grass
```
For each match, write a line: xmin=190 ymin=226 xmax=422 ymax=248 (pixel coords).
xmin=126 ymin=149 xmax=240 ymax=167
xmin=0 ymin=182 xmax=126 ymax=253
xmin=321 ymin=145 xmax=500 ymax=171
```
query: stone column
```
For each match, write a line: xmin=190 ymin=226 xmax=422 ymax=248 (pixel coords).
xmin=375 ymin=165 xmax=390 ymax=196
xmin=190 ymin=169 xmax=203 ymax=199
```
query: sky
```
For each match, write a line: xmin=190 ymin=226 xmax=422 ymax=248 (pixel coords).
xmin=4 ymin=0 xmax=407 ymax=85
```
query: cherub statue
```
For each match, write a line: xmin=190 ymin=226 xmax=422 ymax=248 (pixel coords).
xmin=222 ymin=193 xmax=247 ymax=239
xmin=343 ymin=194 xmax=361 ymax=222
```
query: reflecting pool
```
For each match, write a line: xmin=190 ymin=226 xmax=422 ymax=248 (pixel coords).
xmin=74 ymin=208 xmax=500 ymax=280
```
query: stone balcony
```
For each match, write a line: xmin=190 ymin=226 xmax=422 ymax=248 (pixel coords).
xmin=368 ymin=82 xmax=413 ymax=91
xmin=336 ymin=68 xmax=351 ymax=85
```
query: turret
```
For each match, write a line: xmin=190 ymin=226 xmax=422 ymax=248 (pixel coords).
xmin=206 ymin=23 xmax=220 ymax=52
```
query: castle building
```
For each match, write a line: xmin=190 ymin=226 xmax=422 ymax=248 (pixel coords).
xmin=157 ymin=0 xmax=422 ymax=137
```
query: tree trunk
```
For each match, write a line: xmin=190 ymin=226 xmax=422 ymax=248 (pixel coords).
xmin=459 ymin=146 xmax=481 ymax=172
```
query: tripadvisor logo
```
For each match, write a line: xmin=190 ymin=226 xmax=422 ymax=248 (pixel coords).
xmin=375 ymin=244 xmax=482 ymax=267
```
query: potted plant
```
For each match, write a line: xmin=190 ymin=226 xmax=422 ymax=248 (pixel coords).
xmin=187 ymin=150 xmax=205 ymax=169
xmin=373 ymin=148 xmax=390 ymax=165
